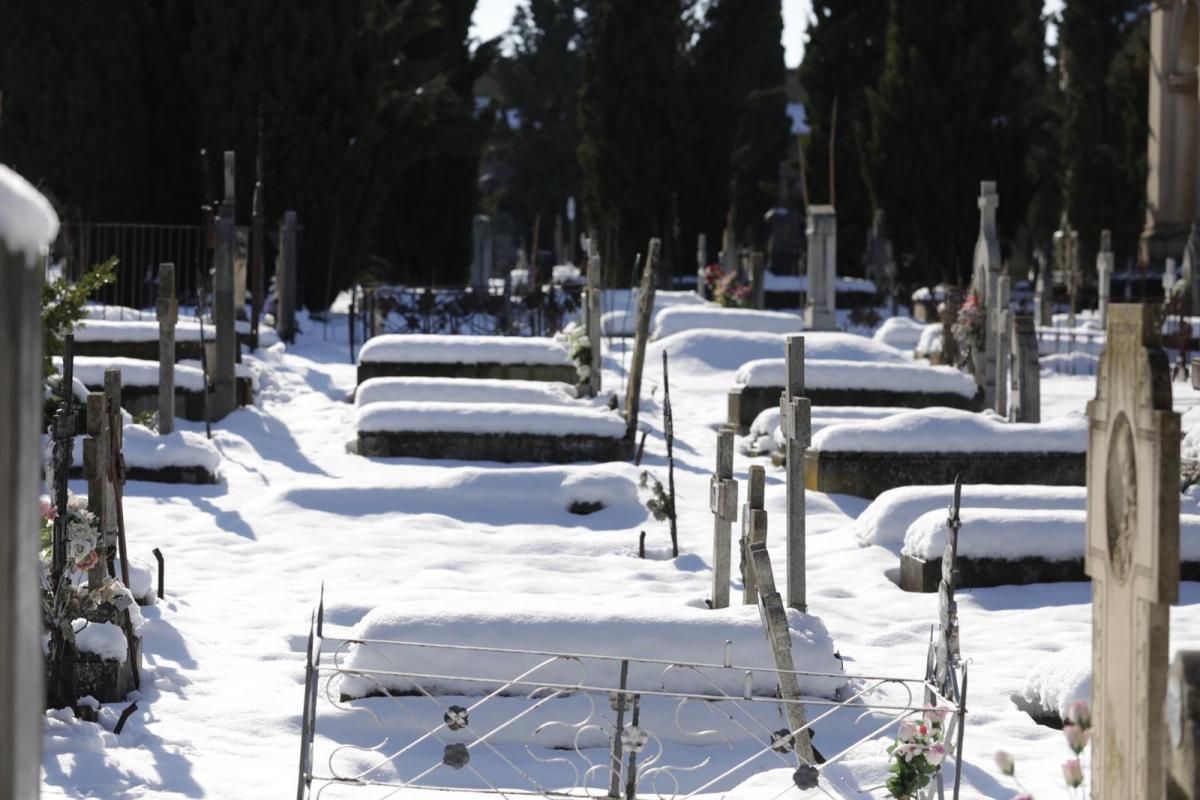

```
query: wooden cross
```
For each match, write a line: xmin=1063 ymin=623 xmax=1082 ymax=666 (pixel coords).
xmin=1085 ymin=304 xmax=1180 ymax=798
xmin=992 ymin=275 xmax=1012 ymax=416
xmin=780 ymin=335 xmax=810 ymax=612
xmin=709 ymin=429 xmax=738 ymax=609
xmin=740 ymin=466 xmax=767 ymax=605
xmin=624 ymin=239 xmax=660 ymax=441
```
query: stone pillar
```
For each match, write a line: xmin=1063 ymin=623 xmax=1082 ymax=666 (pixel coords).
xmin=1165 ymin=650 xmax=1200 ymax=797
xmin=471 ymin=214 xmax=493 ymax=291
xmin=211 ymin=150 xmax=238 ymax=420
xmin=1098 ymin=230 xmax=1114 ymax=328
xmin=993 ymin=276 xmax=1012 ymax=417
xmin=157 ymin=263 xmax=178 ymax=435
xmin=1086 ymin=304 xmax=1180 ymax=799
xmin=740 ymin=465 xmax=767 ymax=605
xmin=278 ymin=210 xmax=298 ymax=345
xmin=624 ymin=239 xmax=659 ymax=441
xmin=709 ymin=430 xmax=738 ymax=610
xmin=1142 ymin=1 xmax=1199 ymax=267
xmin=973 ymin=182 xmax=1001 ymax=408
xmin=0 ymin=170 xmax=53 ymax=798
xmin=780 ymin=335 xmax=811 ymax=612
xmin=750 ymin=251 xmax=766 ymax=310
xmin=804 ymin=206 xmax=836 ymax=331
xmin=1010 ymin=315 xmax=1040 ymax=423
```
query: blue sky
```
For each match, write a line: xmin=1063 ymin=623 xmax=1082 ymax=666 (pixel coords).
xmin=470 ymin=0 xmax=1067 ymax=69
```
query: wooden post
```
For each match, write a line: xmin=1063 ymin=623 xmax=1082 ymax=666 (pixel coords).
xmin=105 ymin=368 xmax=130 ymax=587
xmin=709 ymin=429 xmax=738 ymax=609
xmin=278 ymin=210 xmax=299 ymax=344
xmin=586 ymin=239 xmax=603 ymax=397
xmin=0 ymin=214 xmax=50 ymax=797
xmin=157 ymin=263 xmax=177 ymax=434
xmin=750 ymin=251 xmax=766 ymax=310
xmin=84 ymin=385 xmax=116 ymax=589
xmin=747 ymin=542 xmax=817 ymax=764
xmin=741 ymin=465 xmax=767 ymax=604
xmin=780 ymin=335 xmax=810 ymax=612
xmin=212 ymin=150 xmax=237 ymax=420
xmin=695 ymin=233 xmax=707 ymax=297
xmin=250 ymin=179 xmax=265 ymax=349
xmin=1010 ymin=315 xmax=1040 ymax=423
xmin=624 ymin=238 xmax=660 ymax=441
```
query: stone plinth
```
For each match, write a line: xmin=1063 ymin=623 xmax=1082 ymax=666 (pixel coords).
xmin=900 ymin=554 xmax=1200 ymax=593
xmin=804 ymin=449 xmax=1085 ymax=499
xmin=726 ymin=384 xmax=983 ymax=434
xmin=357 ymin=361 xmax=577 ymax=386
xmin=357 ymin=430 xmax=634 ymax=463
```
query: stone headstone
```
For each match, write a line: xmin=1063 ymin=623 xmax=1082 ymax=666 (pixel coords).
xmin=211 ymin=150 xmax=238 ymax=420
xmin=1086 ymin=303 xmax=1180 ymax=798
xmin=780 ymin=335 xmax=811 ymax=612
xmin=1010 ymin=315 xmax=1040 ymax=423
xmin=974 ymin=182 xmax=1001 ymax=408
xmin=1097 ymin=229 xmax=1114 ymax=328
xmin=0 ymin=229 xmax=48 ymax=797
xmin=471 ymin=215 xmax=494 ymax=291
xmin=624 ymin=239 xmax=660 ymax=441
xmin=709 ymin=429 xmax=738 ymax=609
xmin=157 ymin=263 xmax=178 ymax=434
xmin=804 ymin=206 xmax=836 ymax=331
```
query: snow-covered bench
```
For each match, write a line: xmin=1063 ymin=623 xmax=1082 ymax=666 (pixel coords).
xmin=356 ymin=401 xmax=632 ymax=463
xmin=805 ymin=409 xmax=1087 ymax=499
xmin=356 ymin=334 xmax=577 ymax=385
xmin=727 ymin=351 xmax=981 ymax=432
xmin=899 ymin=508 xmax=1200 ymax=592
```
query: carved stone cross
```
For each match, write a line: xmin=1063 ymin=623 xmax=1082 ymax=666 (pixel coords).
xmin=1086 ymin=303 xmax=1180 ymax=798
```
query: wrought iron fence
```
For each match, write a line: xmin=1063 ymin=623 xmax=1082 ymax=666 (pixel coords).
xmin=56 ymin=222 xmax=211 ymax=312
xmin=296 ymin=600 xmax=967 ymax=800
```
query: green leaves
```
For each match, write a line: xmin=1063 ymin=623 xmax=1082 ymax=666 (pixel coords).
xmin=42 ymin=257 xmax=117 ymax=379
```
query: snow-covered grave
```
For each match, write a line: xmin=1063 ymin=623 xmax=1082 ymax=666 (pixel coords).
xmin=872 ymin=315 xmax=934 ymax=354
xmin=739 ymin=405 xmax=910 ymax=458
xmin=600 ymin=288 xmax=705 ymax=337
xmin=356 ymin=333 xmax=577 ymax=385
xmin=354 ymin=376 xmax=582 ymax=408
xmin=72 ymin=316 xmax=271 ymax=361
xmin=53 ymin=422 xmax=220 ymax=484
xmin=899 ymin=508 xmax=1200 ymax=591
xmin=759 ymin=271 xmax=878 ymax=310
xmin=650 ymin=304 xmax=804 ymax=340
xmin=726 ymin=332 xmax=980 ymax=432
xmin=68 ymin=355 xmax=253 ymax=421
xmin=805 ymin=408 xmax=1088 ymax=498
xmin=357 ymin=401 xmax=632 ymax=462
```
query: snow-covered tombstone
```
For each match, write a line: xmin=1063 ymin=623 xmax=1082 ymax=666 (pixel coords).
xmin=803 ymin=206 xmax=836 ymax=331
xmin=0 ymin=163 xmax=57 ymax=795
xmin=1084 ymin=303 xmax=1180 ymax=798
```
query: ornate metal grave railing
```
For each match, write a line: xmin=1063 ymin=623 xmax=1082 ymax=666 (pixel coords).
xmin=353 ymin=284 xmax=582 ymax=339
xmin=296 ymin=607 xmax=967 ymax=800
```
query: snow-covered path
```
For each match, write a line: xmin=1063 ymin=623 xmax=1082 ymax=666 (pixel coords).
xmin=41 ymin=319 xmax=1200 ymax=798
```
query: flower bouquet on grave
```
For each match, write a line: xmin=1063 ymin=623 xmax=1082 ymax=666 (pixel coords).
xmin=885 ymin=709 xmax=949 ymax=799
xmin=702 ymin=263 xmax=724 ymax=293
xmin=994 ymin=699 xmax=1091 ymax=799
xmin=715 ymin=271 xmax=752 ymax=308
xmin=562 ymin=323 xmax=593 ymax=385
xmin=952 ymin=291 xmax=986 ymax=367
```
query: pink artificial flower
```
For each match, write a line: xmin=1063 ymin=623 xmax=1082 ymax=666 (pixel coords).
xmin=898 ymin=720 xmax=919 ymax=742
xmin=74 ymin=550 xmax=99 ymax=572
xmin=1066 ymin=700 xmax=1091 ymax=730
xmin=1063 ymin=722 xmax=1090 ymax=754
xmin=1062 ymin=757 xmax=1084 ymax=788
xmin=924 ymin=707 xmax=949 ymax=726
xmin=893 ymin=742 xmax=924 ymax=763
xmin=926 ymin=742 xmax=947 ymax=766
xmin=993 ymin=750 xmax=1015 ymax=776
xmin=41 ymin=499 xmax=57 ymax=522
xmin=1014 ymin=795 xmax=1034 ymax=800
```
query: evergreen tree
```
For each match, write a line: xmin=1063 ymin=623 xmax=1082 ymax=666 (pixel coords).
xmin=866 ymin=0 xmax=1048 ymax=286
xmin=493 ymin=0 xmax=584 ymax=266
xmin=680 ymin=0 xmax=791 ymax=262
xmin=796 ymin=0 xmax=888 ymax=274
xmin=578 ymin=0 xmax=685 ymax=280
xmin=1058 ymin=0 xmax=1148 ymax=270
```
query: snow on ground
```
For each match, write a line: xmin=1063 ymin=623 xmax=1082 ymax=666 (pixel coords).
xmin=871 ymin=316 xmax=927 ymax=353
xmin=39 ymin=311 xmax=1200 ymax=799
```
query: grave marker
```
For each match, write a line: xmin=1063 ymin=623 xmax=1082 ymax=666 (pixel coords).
xmin=0 ymin=221 xmax=48 ymax=796
xmin=471 ymin=215 xmax=493 ymax=291
xmin=1098 ymin=229 xmax=1114 ymax=328
xmin=84 ymin=373 xmax=120 ymax=589
xmin=251 ymin=178 xmax=265 ymax=349
xmin=779 ymin=335 xmax=811 ymax=611
xmin=212 ymin=150 xmax=238 ymax=419
xmin=747 ymin=541 xmax=817 ymax=765
xmin=750 ymin=251 xmax=766 ymax=310
xmin=973 ymin=182 xmax=1001 ymax=408
xmin=1034 ymin=249 xmax=1053 ymax=327
xmin=709 ymin=429 xmax=738 ymax=609
xmin=695 ymin=233 xmax=707 ymax=298
xmin=1086 ymin=304 xmax=1180 ymax=798
xmin=586 ymin=239 xmax=603 ymax=397
xmin=1010 ymin=315 xmax=1040 ymax=423
xmin=278 ymin=210 xmax=299 ymax=345
xmin=624 ymin=238 xmax=660 ymax=441
xmin=804 ymin=206 xmax=836 ymax=331
xmin=741 ymin=466 xmax=767 ymax=605
xmin=157 ymin=263 xmax=178 ymax=434
xmin=993 ymin=275 xmax=1012 ymax=416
